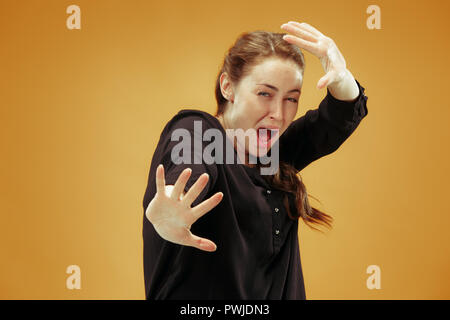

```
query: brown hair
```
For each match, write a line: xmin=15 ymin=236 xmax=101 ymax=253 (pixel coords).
xmin=214 ymin=30 xmax=333 ymax=232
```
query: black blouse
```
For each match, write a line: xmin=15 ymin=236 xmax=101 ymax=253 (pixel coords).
xmin=142 ymin=79 xmax=368 ymax=299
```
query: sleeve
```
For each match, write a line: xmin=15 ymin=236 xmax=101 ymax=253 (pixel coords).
xmin=143 ymin=113 xmax=219 ymax=211
xmin=278 ymin=78 xmax=369 ymax=172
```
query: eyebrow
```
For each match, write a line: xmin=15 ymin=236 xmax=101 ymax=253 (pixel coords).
xmin=256 ymin=83 xmax=301 ymax=93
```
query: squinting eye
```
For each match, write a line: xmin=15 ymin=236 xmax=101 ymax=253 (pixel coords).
xmin=258 ymin=92 xmax=298 ymax=103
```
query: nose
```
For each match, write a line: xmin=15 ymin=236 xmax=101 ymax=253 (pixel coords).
xmin=269 ymin=101 xmax=283 ymax=122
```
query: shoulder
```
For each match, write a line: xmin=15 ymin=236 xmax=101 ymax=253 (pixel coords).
xmin=157 ymin=108 xmax=222 ymax=147
xmin=166 ymin=109 xmax=220 ymax=131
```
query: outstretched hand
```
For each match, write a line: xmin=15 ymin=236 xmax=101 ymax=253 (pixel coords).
xmin=145 ymin=164 xmax=223 ymax=252
xmin=280 ymin=21 xmax=348 ymax=90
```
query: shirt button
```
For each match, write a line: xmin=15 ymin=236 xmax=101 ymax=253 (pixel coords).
xmin=266 ymin=190 xmax=271 ymax=194
xmin=274 ymin=207 xmax=279 ymax=213
xmin=275 ymin=230 xmax=280 ymax=235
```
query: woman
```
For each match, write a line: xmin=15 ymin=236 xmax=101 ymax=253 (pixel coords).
xmin=142 ymin=21 xmax=368 ymax=299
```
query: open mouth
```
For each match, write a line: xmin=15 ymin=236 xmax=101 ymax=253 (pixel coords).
xmin=256 ymin=127 xmax=278 ymax=147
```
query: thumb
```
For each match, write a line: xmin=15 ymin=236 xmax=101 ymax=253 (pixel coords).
xmin=187 ymin=233 xmax=217 ymax=252
xmin=317 ymin=73 xmax=333 ymax=89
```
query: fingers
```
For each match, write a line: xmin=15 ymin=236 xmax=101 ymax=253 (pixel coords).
xmin=287 ymin=21 xmax=324 ymax=38
xmin=186 ymin=232 xmax=217 ymax=252
xmin=283 ymin=34 xmax=317 ymax=53
xmin=182 ymin=173 xmax=210 ymax=206
xmin=281 ymin=23 xmax=317 ymax=43
xmin=170 ymin=168 xmax=192 ymax=201
xmin=155 ymin=164 xmax=166 ymax=195
xmin=190 ymin=192 xmax=223 ymax=222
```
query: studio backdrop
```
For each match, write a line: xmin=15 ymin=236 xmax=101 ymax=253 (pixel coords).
xmin=1 ymin=0 xmax=449 ymax=299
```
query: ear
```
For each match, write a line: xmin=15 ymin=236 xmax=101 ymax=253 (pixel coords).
xmin=220 ymin=72 xmax=235 ymax=103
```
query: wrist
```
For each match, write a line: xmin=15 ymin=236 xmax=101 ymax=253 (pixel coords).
xmin=327 ymin=69 xmax=359 ymax=102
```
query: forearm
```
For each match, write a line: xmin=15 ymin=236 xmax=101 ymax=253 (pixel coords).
xmin=327 ymin=69 xmax=360 ymax=102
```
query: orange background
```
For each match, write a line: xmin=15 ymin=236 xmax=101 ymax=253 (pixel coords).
xmin=1 ymin=0 xmax=449 ymax=299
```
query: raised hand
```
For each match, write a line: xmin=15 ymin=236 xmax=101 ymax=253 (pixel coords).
xmin=280 ymin=21 xmax=349 ymax=90
xmin=145 ymin=164 xmax=223 ymax=252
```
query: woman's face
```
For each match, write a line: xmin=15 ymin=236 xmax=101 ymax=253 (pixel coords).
xmin=217 ymin=57 xmax=303 ymax=160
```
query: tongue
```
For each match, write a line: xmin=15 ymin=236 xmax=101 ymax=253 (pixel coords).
xmin=258 ymin=129 xmax=270 ymax=142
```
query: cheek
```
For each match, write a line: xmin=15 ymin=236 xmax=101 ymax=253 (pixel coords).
xmin=279 ymin=108 xmax=298 ymax=134
xmin=287 ymin=107 xmax=298 ymax=121
xmin=237 ymin=103 xmax=261 ymax=127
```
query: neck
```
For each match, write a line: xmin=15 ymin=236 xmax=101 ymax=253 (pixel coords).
xmin=215 ymin=114 xmax=255 ymax=167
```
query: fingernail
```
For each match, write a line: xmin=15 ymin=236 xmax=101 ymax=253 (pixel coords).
xmin=200 ymin=242 xmax=216 ymax=251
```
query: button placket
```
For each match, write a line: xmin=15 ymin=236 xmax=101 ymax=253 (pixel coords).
xmin=266 ymin=189 xmax=282 ymax=252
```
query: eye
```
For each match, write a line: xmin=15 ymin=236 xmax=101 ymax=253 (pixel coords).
xmin=258 ymin=92 xmax=298 ymax=103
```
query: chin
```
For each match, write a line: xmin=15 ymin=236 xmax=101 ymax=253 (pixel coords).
xmin=248 ymin=145 xmax=271 ymax=158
